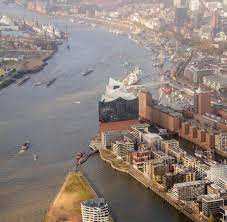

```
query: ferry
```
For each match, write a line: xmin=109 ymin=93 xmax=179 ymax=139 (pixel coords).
xmin=82 ymin=69 xmax=94 ymax=77
xmin=17 ymin=76 xmax=30 ymax=86
xmin=46 ymin=77 xmax=57 ymax=87
xmin=122 ymin=66 xmax=142 ymax=86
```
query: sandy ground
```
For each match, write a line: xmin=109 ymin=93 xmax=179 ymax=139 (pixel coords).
xmin=45 ymin=172 xmax=96 ymax=222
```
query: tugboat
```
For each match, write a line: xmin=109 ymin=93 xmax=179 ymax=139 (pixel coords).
xmin=18 ymin=141 xmax=31 ymax=154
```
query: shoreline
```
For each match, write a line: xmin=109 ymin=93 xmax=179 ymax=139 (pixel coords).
xmin=96 ymin=142 xmax=206 ymax=222
xmin=0 ymin=49 xmax=56 ymax=91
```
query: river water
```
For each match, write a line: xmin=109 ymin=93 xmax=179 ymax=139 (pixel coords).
xmin=0 ymin=4 xmax=190 ymax=222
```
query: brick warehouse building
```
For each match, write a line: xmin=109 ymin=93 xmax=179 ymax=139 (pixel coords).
xmin=138 ymin=90 xmax=216 ymax=150
xmin=139 ymin=90 xmax=182 ymax=133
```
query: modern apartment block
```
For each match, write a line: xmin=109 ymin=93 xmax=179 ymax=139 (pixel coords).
xmin=112 ymin=140 xmax=134 ymax=161
xmin=202 ymin=194 xmax=224 ymax=217
xmin=171 ymin=180 xmax=208 ymax=201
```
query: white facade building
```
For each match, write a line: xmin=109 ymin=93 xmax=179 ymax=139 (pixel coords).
xmin=81 ymin=198 xmax=110 ymax=222
xmin=190 ymin=0 xmax=200 ymax=11
xmin=206 ymin=165 xmax=227 ymax=190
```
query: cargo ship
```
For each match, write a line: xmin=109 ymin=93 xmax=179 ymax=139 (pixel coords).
xmin=17 ymin=76 xmax=30 ymax=86
xmin=82 ymin=69 xmax=94 ymax=76
xmin=46 ymin=77 xmax=57 ymax=87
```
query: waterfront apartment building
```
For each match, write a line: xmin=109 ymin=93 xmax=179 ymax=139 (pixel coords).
xmin=101 ymin=130 xmax=128 ymax=148
xmin=142 ymin=132 xmax=163 ymax=148
xmin=129 ymin=124 xmax=150 ymax=143
xmin=171 ymin=180 xmax=208 ymax=201
xmin=163 ymin=171 xmax=195 ymax=190
xmin=160 ymin=139 xmax=185 ymax=161
xmin=202 ymin=194 xmax=224 ymax=217
xmin=81 ymin=198 xmax=110 ymax=222
xmin=130 ymin=149 xmax=151 ymax=172
xmin=206 ymin=165 xmax=227 ymax=190
xmin=112 ymin=140 xmax=134 ymax=161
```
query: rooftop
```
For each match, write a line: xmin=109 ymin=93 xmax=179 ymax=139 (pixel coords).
xmin=82 ymin=198 xmax=108 ymax=208
xmin=100 ymin=77 xmax=137 ymax=102
xmin=206 ymin=164 xmax=227 ymax=183
xmin=173 ymin=180 xmax=208 ymax=188
xmin=202 ymin=194 xmax=223 ymax=202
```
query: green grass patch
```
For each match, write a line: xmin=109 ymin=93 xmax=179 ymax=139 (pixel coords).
xmin=64 ymin=173 xmax=94 ymax=200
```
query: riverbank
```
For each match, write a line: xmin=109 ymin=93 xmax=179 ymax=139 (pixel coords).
xmin=44 ymin=172 xmax=97 ymax=222
xmin=100 ymin=149 xmax=129 ymax=173
xmin=17 ymin=50 xmax=55 ymax=74
xmin=0 ymin=50 xmax=55 ymax=90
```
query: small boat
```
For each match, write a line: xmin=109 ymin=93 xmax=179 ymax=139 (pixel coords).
xmin=17 ymin=76 xmax=30 ymax=86
xmin=33 ymin=81 xmax=43 ymax=86
xmin=73 ymin=101 xmax=80 ymax=104
xmin=46 ymin=78 xmax=57 ymax=87
xmin=18 ymin=141 xmax=31 ymax=153
xmin=33 ymin=154 xmax=38 ymax=161
xmin=82 ymin=69 xmax=94 ymax=76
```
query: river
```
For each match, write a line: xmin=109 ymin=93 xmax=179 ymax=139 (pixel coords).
xmin=0 ymin=4 xmax=190 ymax=222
